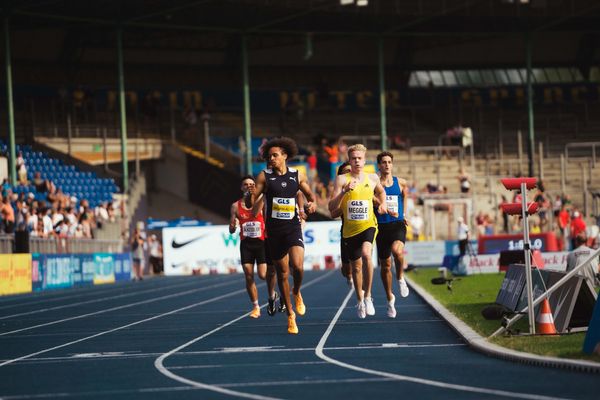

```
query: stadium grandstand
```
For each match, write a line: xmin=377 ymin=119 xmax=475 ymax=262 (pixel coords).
xmin=1 ymin=0 xmax=600 ymax=398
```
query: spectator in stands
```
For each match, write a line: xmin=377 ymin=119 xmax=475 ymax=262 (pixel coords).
xmin=79 ymin=212 xmax=93 ymax=239
xmin=1 ymin=197 xmax=15 ymax=233
xmin=570 ymin=210 xmax=586 ymax=250
xmin=33 ymin=171 xmax=50 ymax=193
xmin=131 ymin=227 xmax=145 ymax=281
xmin=324 ymin=138 xmax=339 ymax=164
xmin=457 ymin=168 xmax=471 ymax=194
xmin=16 ymin=151 xmax=27 ymax=185
xmin=566 ymin=233 xmax=599 ymax=288
xmin=148 ymin=234 xmax=163 ymax=275
xmin=95 ymin=202 xmax=110 ymax=229
xmin=390 ymin=134 xmax=410 ymax=150
xmin=306 ymin=150 xmax=317 ymax=189
xmin=557 ymin=205 xmax=571 ymax=250
xmin=553 ymin=194 xmax=563 ymax=218
xmin=409 ymin=209 xmax=424 ymax=241
xmin=534 ymin=189 xmax=549 ymax=229
xmin=15 ymin=201 xmax=27 ymax=231
xmin=499 ymin=195 xmax=509 ymax=233
xmin=457 ymin=216 xmax=469 ymax=257
xmin=42 ymin=208 xmax=53 ymax=238
xmin=531 ymin=220 xmax=541 ymax=234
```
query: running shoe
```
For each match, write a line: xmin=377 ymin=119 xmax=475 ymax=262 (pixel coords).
xmin=249 ymin=305 xmax=261 ymax=319
xmin=287 ymin=312 xmax=298 ymax=334
xmin=399 ymin=278 xmax=410 ymax=298
xmin=267 ymin=292 xmax=279 ymax=316
xmin=356 ymin=300 xmax=366 ymax=319
xmin=294 ymin=291 xmax=306 ymax=316
xmin=387 ymin=294 xmax=397 ymax=318
xmin=365 ymin=296 xmax=375 ymax=316
xmin=278 ymin=296 xmax=287 ymax=313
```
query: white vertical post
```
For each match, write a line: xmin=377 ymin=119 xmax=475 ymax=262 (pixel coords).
xmin=521 ymin=181 xmax=535 ymax=334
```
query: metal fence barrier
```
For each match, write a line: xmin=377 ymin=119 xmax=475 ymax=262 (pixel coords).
xmin=0 ymin=235 xmax=123 ymax=254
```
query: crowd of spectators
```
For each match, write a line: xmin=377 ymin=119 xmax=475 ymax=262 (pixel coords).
xmin=0 ymin=174 xmax=116 ymax=239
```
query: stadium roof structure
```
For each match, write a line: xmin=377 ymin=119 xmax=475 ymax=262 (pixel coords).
xmin=6 ymin=0 xmax=600 ymax=36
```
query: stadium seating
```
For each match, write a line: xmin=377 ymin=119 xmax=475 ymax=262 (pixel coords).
xmin=3 ymin=143 xmax=119 ymax=208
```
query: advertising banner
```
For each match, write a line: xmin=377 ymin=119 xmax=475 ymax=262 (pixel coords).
xmin=31 ymin=253 xmax=44 ymax=291
xmin=93 ymin=253 xmax=116 ymax=285
xmin=44 ymin=254 xmax=74 ymax=290
xmin=0 ymin=254 xmax=32 ymax=296
xmin=163 ymin=221 xmax=342 ymax=276
xmin=114 ymin=253 xmax=132 ymax=282
xmin=72 ymin=254 xmax=96 ymax=287
xmin=404 ymin=241 xmax=446 ymax=266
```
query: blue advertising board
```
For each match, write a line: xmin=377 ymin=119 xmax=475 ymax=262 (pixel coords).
xmin=114 ymin=253 xmax=132 ymax=282
xmin=44 ymin=254 xmax=74 ymax=290
xmin=93 ymin=253 xmax=115 ymax=285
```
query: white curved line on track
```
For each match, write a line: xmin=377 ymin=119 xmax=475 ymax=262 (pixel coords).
xmin=0 ymin=278 xmax=214 ymax=320
xmin=0 ymin=286 xmax=248 ymax=368
xmin=315 ymin=289 xmax=570 ymax=400
xmin=154 ymin=271 xmax=335 ymax=400
xmin=0 ymin=279 xmax=238 ymax=337
xmin=0 ymin=276 xmax=198 ymax=310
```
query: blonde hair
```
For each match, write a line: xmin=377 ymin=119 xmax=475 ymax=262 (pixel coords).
xmin=347 ymin=144 xmax=367 ymax=157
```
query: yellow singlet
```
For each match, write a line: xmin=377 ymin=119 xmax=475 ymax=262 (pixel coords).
xmin=341 ymin=173 xmax=378 ymax=238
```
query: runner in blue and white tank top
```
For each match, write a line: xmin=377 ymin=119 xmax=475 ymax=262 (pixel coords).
xmin=252 ymin=137 xmax=316 ymax=335
xmin=374 ymin=151 xmax=410 ymax=319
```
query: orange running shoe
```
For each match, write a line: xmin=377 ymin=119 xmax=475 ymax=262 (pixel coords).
xmin=249 ymin=306 xmax=261 ymax=319
xmin=287 ymin=312 xmax=298 ymax=334
xmin=294 ymin=292 xmax=306 ymax=316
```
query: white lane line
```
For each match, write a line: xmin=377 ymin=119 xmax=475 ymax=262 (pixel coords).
xmin=315 ymin=289 xmax=570 ymax=400
xmin=0 ymin=279 xmax=238 ymax=336
xmin=154 ymin=270 xmax=335 ymax=400
xmin=0 ymin=378 xmax=392 ymax=399
xmin=0 ymin=276 xmax=197 ymax=310
xmin=0 ymin=288 xmax=247 ymax=368
xmin=4 ymin=342 xmax=465 ymax=365
xmin=169 ymin=361 xmax=328 ymax=370
xmin=0 ymin=278 xmax=212 ymax=320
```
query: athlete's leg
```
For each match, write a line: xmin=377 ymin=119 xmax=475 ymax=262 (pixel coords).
xmin=361 ymin=241 xmax=374 ymax=298
xmin=274 ymin=255 xmax=293 ymax=316
xmin=257 ymin=262 xmax=267 ymax=281
xmin=379 ymin=256 xmax=394 ymax=302
xmin=288 ymin=245 xmax=304 ymax=295
xmin=266 ymin=263 xmax=276 ymax=298
xmin=351 ymin=257 xmax=364 ymax=302
xmin=242 ymin=263 xmax=258 ymax=303
xmin=392 ymin=240 xmax=405 ymax=280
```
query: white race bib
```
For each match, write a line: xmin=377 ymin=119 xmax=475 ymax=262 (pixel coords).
xmin=242 ymin=221 xmax=262 ymax=238
xmin=272 ymin=197 xmax=296 ymax=220
xmin=347 ymin=200 xmax=370 ymax=221
xmin=385 ymin=195 xmax=398 ymax=214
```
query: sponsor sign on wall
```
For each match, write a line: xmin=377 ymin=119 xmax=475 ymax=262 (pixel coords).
xmin=0 ymin=254 xmax=32 ymax=296
xmin=93 ymin=253 xmax=116 ymax=285
xmin=163 ymin=222 xmax=342 ymax=276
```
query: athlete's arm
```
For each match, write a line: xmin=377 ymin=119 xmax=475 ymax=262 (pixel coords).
xmin=296 ymin=191 xmax=307 ymax=220
xmin=228 ymin=202 xmax=238 ymax=234
xmin=252 ymin=171 xmax=266 ymax=217
xmin=398 ymin=177 xmax=408 ymax=224
xmin=372 ymin=174 xmax=388 ymax=215
xmin=298 ymin=170 xmax=316 ymax=214
xmin=328 ymin=175 xmax=354 ymax=216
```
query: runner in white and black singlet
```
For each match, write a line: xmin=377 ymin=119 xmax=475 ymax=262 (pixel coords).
xmin=252 ymin=137 xmax=316 ymax=335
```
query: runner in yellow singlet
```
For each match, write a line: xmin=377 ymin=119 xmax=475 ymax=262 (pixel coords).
xmin=328 ymin=144 xmax=388 ymax=319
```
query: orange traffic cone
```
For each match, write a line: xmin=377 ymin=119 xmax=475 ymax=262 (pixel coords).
xmin=536 ymin=298 xmax=558 ymax=335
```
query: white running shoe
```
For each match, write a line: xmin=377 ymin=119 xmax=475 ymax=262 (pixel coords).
xmin=387 ymin=294 xmax=397 ymax=318
xmin=399 ymin=279 xmax=410 ymax=298
xmin=365 ymin=297 xmax=375 ymax=316
xmin=356 ymin=300 xmax=366 ymax=319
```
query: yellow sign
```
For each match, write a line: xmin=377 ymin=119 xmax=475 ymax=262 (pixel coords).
xmin=0 ymin=254 xmax=32 ymax=296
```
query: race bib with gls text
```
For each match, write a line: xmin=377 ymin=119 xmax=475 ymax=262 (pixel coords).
xmin=272 ymin=197 xmax=296 ymax=219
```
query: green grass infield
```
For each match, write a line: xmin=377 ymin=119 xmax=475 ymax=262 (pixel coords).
xmin=406 ymin=268 xmax=600 ymax=362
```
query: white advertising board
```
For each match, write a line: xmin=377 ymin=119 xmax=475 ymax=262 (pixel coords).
xmin=162 ymin=221 xmax=343 ymax=276
xmin=403 ymin=241 xmax=446 ymax=266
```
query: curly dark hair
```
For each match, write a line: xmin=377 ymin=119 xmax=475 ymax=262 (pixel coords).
xmin=260 ymin=137 xmax=298 ymax=161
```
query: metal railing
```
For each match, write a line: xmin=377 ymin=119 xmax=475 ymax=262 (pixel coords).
xmin=0 ymin=236 xmax=123 ymax=254
xmin=565 ymin=141 xmax=600 ymax=168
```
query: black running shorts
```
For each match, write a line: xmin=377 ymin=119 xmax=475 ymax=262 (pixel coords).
xmin=267 ymin=226 xmax=304 ymax=261
xmin=240 ymin=238 xmax=266 ymax=265
xmin=342 ymin=227 xmax=377 ymax=262
xmin=375 ymin=221 xmax=407 ymax=260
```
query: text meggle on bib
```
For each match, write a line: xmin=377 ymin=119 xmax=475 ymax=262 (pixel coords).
xmin=347 ymin=200 xmax=370 ymax=220
xmin=272 ymin=197 xmax=296 ymax=219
